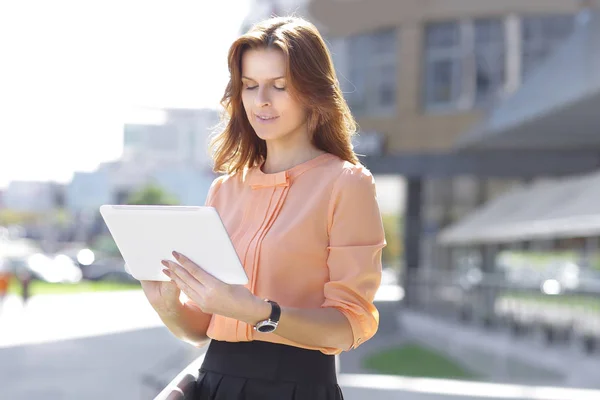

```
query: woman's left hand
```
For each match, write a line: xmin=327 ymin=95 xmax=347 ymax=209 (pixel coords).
xmin=162 ymin=251 xmax=269 ymax=325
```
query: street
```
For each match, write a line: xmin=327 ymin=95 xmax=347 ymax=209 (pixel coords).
xmin=2 ymin=291 xmax=600 ymax=400
xmin=0 ymin=292 xmax=204 ymax=399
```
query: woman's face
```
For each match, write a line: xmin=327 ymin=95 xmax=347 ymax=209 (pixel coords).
xmin=240 ymin=48 xmax=308 ymax=143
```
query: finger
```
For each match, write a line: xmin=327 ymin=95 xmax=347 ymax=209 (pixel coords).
xmin=168 ymin=268 xmax=201 ymax=301
xmin=162 ymin=260 xmax=206 ymax=291
xmin=172 ymin=251 xmax=218 ymax=285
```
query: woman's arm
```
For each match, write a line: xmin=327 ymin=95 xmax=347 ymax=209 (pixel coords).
xmin=244 ymin=301 xmax=354 ymax=350
xmin=157 ymin=301 xmax=212 ymax=347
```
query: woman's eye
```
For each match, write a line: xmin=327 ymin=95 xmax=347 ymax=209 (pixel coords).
xmin=243 ymin=84 xmax=285 ymax=91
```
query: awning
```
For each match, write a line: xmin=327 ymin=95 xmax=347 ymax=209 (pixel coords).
xmin=456 ymin=10 xmax=600 ymax=151
xmin=438 ymin=170 xmax=600 ymax=245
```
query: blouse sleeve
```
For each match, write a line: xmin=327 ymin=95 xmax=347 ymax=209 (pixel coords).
xmin=321 ymin=167 xmax=386 ymax=351
xmin=204 ymin=175 xmax=224 ymax=207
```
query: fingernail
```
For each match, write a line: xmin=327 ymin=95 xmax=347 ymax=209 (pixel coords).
xmin=172 ymin=251 xmax=180 ymax=259
xmin=162 ymin=269 xmax=170 ymax=277
xmin=161 ymin=260 xmax=169 ymax=268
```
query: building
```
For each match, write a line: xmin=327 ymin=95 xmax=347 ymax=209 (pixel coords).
xmin=123 ymin=107 xmax=219 ymax=170
xmin=439 ymin=6 xmax=600 ymax=262
xmin=66 ymin=108 xmax=220 ymax=215
xmin=308 ymin=0 xmax=600 ymax=280
xmin=3 ymin=181 xmax=63 ymax=213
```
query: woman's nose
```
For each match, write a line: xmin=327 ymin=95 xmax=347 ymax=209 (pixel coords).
xmin=255 ymin=88 xmax=271 ymax=107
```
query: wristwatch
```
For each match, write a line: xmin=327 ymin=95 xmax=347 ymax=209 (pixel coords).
xmin=254 ymin=299 xmax=281 ymax=333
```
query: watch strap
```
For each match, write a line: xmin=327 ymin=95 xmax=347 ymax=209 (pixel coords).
xmin=266 ymin=299 xmax=281 ymax=323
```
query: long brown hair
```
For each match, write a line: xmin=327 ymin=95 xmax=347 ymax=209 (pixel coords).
xmin=209 ymin=16 xmax=359 ymax=174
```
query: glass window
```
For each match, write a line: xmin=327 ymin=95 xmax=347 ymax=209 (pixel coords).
xmin=521 ymin=14 xmax=575 ymax=78
xmin=426 ymin=22 xmax=460 ymax=48
xmin=123 ymin=125 xmax=144 ymax=146
xmin=424 ymin=21 xmax=462 ymax=109
xmin=424 ymin=19 xmax=506 ymax=110
xmin=425 ymin=59 xmax=461 ymax=105
xmin=347 ymin=66 xmax=367 ymax=113
xmin=377 ymin=64 xmax=396 ymax=107
xmin=474 ymin=19 xmax=506 ymax=103
xmin=345 ymin=28 xmax=398 ymax=116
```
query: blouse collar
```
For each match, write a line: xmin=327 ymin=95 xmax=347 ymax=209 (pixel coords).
xmin=246 ymin=153 xmax=335 ymax=189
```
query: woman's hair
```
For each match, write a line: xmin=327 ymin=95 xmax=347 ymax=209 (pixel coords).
xmin=209 ymin=16 xmax=359 ymax=174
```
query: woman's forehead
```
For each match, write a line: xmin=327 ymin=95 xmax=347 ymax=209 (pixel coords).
xmin=241 ymin=48 xmax=286 ymax=80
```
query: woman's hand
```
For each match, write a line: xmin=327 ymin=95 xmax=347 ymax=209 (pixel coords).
xmin=162 ymin=251 xmax=270 ymax=325
xmin=139 ymin=279 xmax=182 ymax=316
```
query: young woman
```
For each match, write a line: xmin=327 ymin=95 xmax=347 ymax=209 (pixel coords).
xmin=141 ymin=16 xmax=386 ymax=400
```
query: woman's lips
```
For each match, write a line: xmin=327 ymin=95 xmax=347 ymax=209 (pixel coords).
xmin=255 ymin=114 xmax=279 ymax=122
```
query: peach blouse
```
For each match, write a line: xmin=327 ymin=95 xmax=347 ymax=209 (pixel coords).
xmin=203 ymin=153 xmax=385 ymax=355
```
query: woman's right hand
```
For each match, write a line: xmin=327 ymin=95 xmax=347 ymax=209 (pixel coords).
xmin=140 ymin=279 xmax=182 ymax=316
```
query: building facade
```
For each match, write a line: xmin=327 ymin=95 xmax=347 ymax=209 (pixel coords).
xmin=313 ymin=1 xmax=590 ymax=153
xmin=309 ymin=0 xmax=596 ymax=273
xmin=123 ymin=107 xmax=219 ymax=170
xmin=3 ymin=181 xmax=63 ymax=213
xmin=66 ymin=108 xmax=219 ymax=233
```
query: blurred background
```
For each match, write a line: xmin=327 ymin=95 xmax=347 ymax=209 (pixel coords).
xmin=2 ymin=0 xmax=600 ymax=399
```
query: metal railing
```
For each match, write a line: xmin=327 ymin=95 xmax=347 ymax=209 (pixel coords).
xmin=153 ymin=354 xmax=205 ymax=400
xmin=404 ymin=270 xmax=600 ymax=354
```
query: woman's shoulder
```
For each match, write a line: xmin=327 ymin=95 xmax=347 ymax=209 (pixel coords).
xmin=210 ymin=166 xmax=260 ymax=195
xmin=208 ymin=170 xmax=243 ymax=191
xmin=323 ymin=155 xmax=376 ymax=189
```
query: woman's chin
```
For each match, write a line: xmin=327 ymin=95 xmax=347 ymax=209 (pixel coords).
xmin=254 ymin=130 xmax=283 ymax=142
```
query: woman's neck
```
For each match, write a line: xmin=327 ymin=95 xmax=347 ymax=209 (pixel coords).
xmin=261 ymin=146 xmax=326 ymax=174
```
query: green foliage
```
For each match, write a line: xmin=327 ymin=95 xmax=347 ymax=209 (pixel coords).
xmin=381 ymin=213 xmax=403 ymax=267
xmin=52 ymin=208 xmax=72 ymax=227
xmin=0 ymin=209 xmax=41 ymax=226
xmin=8 ymin=277 xmax=140 ymax=295
xmin=126 ymin=183 xmax=179 ymax=206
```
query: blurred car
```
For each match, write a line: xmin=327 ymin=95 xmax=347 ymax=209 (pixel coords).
xmin=80 ymin=257 xmax=136 ymax=283
xmin=12 ymin=253 xmax=84 ymax=284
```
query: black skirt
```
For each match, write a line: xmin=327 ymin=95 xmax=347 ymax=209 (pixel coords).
xmin=193 ymin=339 xmax=344 ymax=400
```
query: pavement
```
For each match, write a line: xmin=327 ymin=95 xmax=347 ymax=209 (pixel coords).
xmin=2 ymin=289 xmax=600 ymax=400
xmin=0 ymin=291 xmax=164 ymax=348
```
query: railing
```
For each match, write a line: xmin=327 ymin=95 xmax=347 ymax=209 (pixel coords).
xmin=153 ymin=354 xmax=205 ymax=400
xmin=153 ymin=270 xmax=600 ymax=398
xmin=404 ymin=270 xmax=600 ymax=354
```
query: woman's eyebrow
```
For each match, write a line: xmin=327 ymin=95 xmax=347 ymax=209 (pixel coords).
xmin=241 ymin=75 xmax=285 ymax=81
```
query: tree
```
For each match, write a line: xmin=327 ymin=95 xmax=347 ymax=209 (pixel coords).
xmin=0 ymin=209 xmax=41 ymax=226
xmin=381 ymin=213 xmax=403 ymax=269
xmin=126 ymin=183 xmax=179 ymax=206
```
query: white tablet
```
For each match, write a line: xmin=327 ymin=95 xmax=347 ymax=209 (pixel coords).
xmin=99 ymin=205 xmax=248 ymax=285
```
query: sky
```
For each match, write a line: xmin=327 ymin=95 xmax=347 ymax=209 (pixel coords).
xmin=0 ymin=0 xmax=251 ymax=189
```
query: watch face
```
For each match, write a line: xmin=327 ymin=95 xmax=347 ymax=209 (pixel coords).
xmin=257 ymin=323 xmax=277 ymax=333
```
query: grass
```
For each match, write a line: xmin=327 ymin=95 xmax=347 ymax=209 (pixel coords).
xmin=362 ymin=343 xmax=476 ymax=379
xmin=7 ymin=277 xmax=141 ymax=296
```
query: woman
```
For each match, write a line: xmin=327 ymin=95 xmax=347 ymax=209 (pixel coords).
xmin=141 ymin=16 xmax=386 ymax=400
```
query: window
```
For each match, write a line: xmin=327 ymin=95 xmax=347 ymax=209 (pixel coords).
xmin=521 ymin=14 xmax=575 ymax=78
xmin=344 ymin=28 xmax=398 ymax=116
xmin=474 ymin=19 xmax=505 ymax=104
xmin=123 ymin=125 xmax=144 ymax=146
xmin=424 ymin=19 xmax=506 ymax=111
xmin=424 ymin=22 xmax=462 ymax=108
